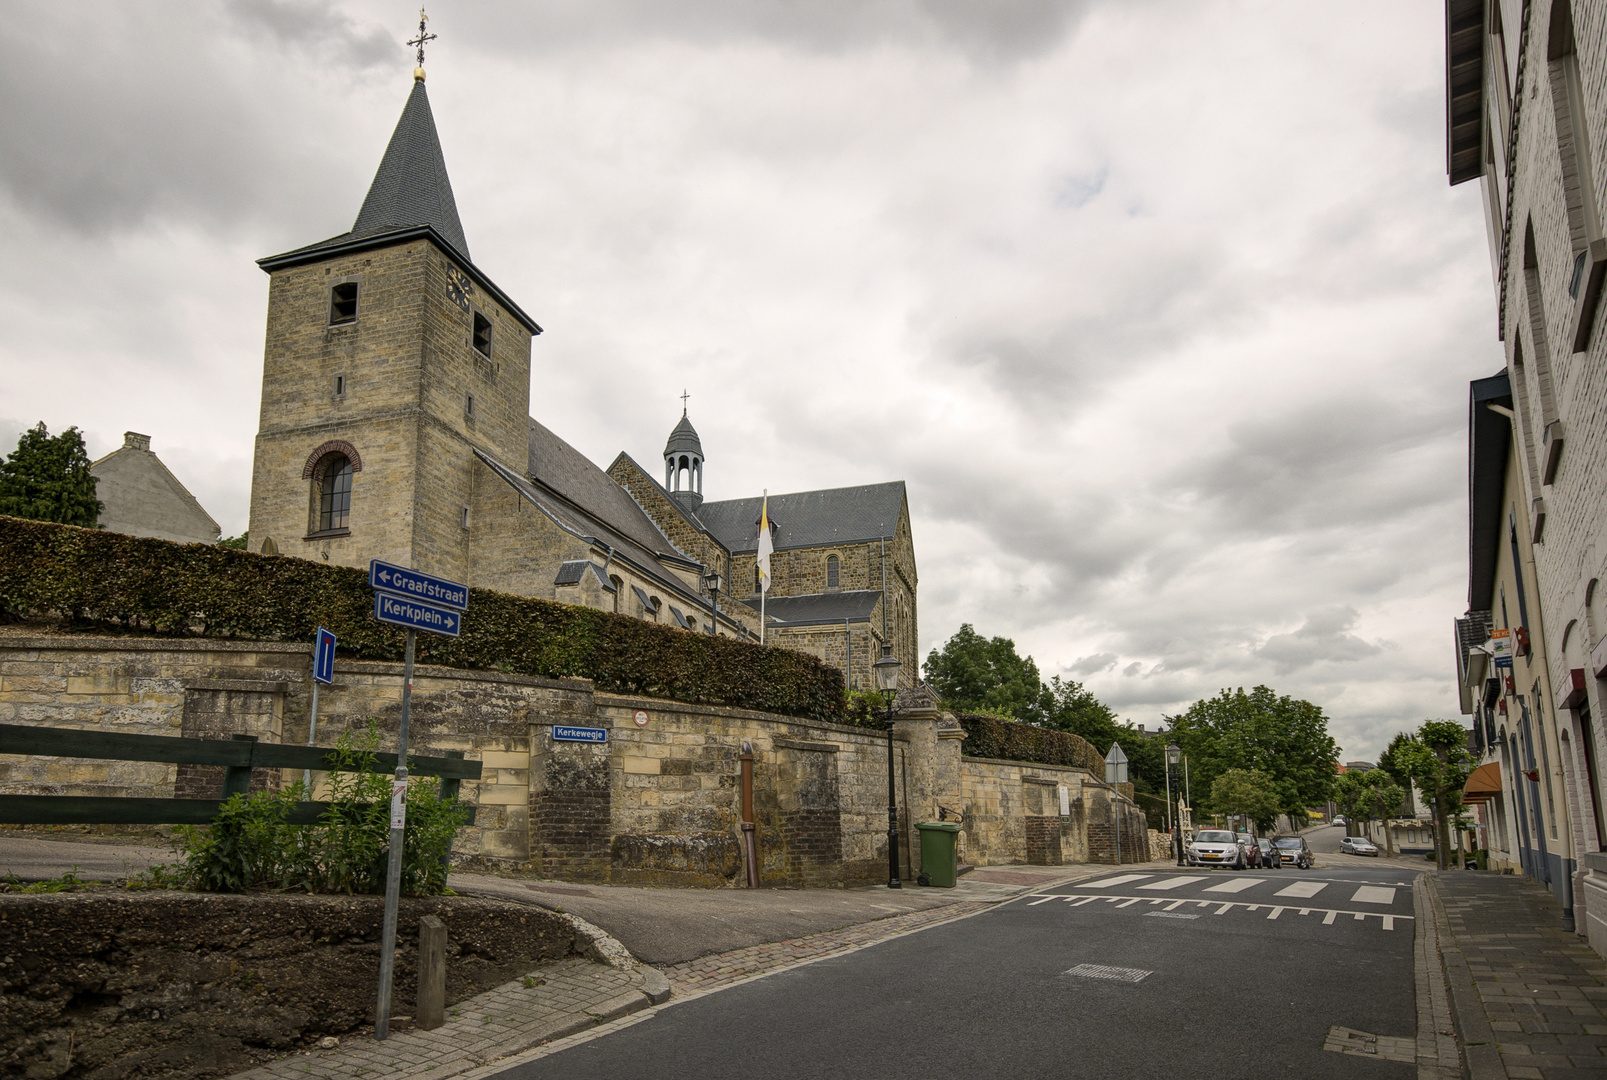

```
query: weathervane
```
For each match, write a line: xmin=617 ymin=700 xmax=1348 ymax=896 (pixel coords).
xmin=681 ymin=389 xmax=691 ymax=415
xmin=407 ymin=7 xmax=436 ymax=77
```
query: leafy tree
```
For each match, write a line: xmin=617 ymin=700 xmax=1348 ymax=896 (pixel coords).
xmin=1209 ymin=768 xmax=1282 ymax=833
xmin=924 ymin=624 xmax=1051 ymax=724
xmin=1388 ymin=720 xmax=1474 ymax=870
xmin=1167 ymin=685 xmax=1338 ymax=830
xmin=219 ymin=532 xmax=249 ymax=550
xmin=0 ymin=423 xmax=102 ymax=527
xmin=1333 ymin=770 xmax=1369 ymax=834
xmin=1361 ymin=770 xmax=1406 ymax=856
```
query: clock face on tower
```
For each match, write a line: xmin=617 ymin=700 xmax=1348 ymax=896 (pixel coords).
xmin=445 ymin=266 xmax=473 ymax=313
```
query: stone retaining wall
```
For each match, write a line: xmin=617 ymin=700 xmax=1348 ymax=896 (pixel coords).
xmin=0 ymin=633 xmax=1151 ymax=886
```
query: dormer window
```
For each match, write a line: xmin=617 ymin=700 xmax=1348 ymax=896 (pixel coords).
xmin=330 ymin=282 xmax=358 ymax=325
xmin=473 ymin=312 xmax=492 ymax=357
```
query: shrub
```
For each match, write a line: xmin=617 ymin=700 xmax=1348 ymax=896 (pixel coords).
xmin=956 ymin=713 xmax=1103 ymax=772
xmin=177 ymin=723 xmax=464 ymax=895
xmin=0 ymin=514 xmax=844 ymax=722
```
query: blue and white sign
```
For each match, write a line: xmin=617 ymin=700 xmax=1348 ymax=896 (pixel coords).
xmin=373 ymin=593 xmax=463 ymax=637
xmin=369 ymin=560 xmax=469 ymax=611
xmin=313 ymin=627 xmax=337 ymax=685
xmin=552 ymin=726 xmax=608 ymax=744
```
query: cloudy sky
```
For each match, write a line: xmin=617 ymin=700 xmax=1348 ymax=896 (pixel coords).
xmin=0 ymin=2 xmax=1503 ymax=759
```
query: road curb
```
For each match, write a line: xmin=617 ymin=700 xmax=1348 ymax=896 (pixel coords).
xmin=1415 ymin=873 xmax=1481 ymax=1079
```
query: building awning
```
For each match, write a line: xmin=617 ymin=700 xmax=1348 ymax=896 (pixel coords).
xmin=1463 ymin=761 xmax=1502 ymax=805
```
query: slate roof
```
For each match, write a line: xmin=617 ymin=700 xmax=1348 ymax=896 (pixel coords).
xmin=664 ymin=414 xmax=703 ymax=457
xmin=699 ymin=482 xmax=906 ymax=554
xmin=256 ymin=79 xmax=541 ymax=334
xmin=554 ymin=560 xmax=614 ymax=591
xmin=528 ymin=421 xmax=694 ymax=565
xmin=741 ymin=589 xmax=883 ymax=627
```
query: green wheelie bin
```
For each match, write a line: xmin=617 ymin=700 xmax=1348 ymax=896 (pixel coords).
xmin=915 ymin=821 xmax=961 ymax=887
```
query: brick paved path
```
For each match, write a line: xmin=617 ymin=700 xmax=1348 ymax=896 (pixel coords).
xmin=232 ymin=958 xmax=661 ymax=1080
xmin=1430 ymin=871 xmax=1607 ymax=1079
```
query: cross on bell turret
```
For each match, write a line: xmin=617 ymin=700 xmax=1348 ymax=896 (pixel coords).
xmin=664 ymin=402 xmax=705 ymax=512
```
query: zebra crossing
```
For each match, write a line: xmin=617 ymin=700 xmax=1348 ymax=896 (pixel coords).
xmin=1021 ymin=872 xmax=1413 ymax=931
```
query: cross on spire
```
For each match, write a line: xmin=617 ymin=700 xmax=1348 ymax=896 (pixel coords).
xmin=681 ymin=389 xmax=691 ymax=415
xmin=407 ymin=8 xmax=436 ymax=71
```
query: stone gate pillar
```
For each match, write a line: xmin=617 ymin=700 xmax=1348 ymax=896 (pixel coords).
xmin=892 ymin=682 xmax=953 ymax=879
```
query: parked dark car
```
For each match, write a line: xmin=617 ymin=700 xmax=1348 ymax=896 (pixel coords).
xmin=1270 ymin=835 xmax=1312 ymax=868
xmin=1257 ymin=837 xmax=1279 ymax=868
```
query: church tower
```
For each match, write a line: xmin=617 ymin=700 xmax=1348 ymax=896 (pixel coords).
xmin=247 ymin=59 xmax=541 ymax=581
xmin=663 ymin=408 xmax=704 ymax=513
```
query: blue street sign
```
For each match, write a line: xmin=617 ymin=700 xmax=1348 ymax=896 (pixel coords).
xmin=373 ymin=593 xmax=463 ymax=637
xmin=369 ymin=560 xmax=469 ymax=611
xmin=552 ymin=726 xmax=608 ymax=744
xmin=313 ymin=627 xmax=337 ymax=685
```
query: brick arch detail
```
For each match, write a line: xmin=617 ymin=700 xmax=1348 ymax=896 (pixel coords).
xmin=302 ymin=440 xmax=363 ymax=480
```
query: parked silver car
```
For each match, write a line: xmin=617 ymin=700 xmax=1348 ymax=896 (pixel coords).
xmin=1187 ymin=829 xmax=1245 ymax=869
xmin=1270 ymin=835 xmax=1313 ymax=868
xmin=1339 ymin=836 xmax=1379 ymax=856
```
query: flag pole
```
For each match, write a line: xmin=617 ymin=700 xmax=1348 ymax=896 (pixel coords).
xmin=759 ymin=490 xmax=767 ymax=645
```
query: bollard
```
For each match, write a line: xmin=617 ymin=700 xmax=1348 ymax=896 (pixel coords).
xmin=417 ymin=915 xmax=446 ymax=1030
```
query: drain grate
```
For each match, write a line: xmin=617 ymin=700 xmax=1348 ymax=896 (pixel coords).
xmin=1144 ymin=911 xmax=1200 ymax=920
xmin=1064 ymin=964 xmax=1152 ymax=983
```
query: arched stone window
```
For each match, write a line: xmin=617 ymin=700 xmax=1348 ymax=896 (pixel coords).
xmin=610 ymin=575 xmax=623 ymax=614
xmin=312 ymin=452 xmax=353 ymax=532
xmin=826 ymin=555 xmax=840 ymax=589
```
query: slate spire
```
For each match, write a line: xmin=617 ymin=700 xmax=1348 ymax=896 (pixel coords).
xmin=349 ymin=78 xmax=470 ymax=260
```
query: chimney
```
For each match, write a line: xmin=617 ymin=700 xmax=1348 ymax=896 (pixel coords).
xmin=123 ymin=432 xmax=151 ymax=452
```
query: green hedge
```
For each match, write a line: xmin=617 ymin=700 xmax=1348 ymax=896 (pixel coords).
xmin=957 ymin=713 xmax=1103 ymax=772
xmin=0 ymin=516 xmax=844 ymax=723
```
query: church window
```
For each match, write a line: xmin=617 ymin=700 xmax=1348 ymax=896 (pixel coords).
xmin=610 ymin=575 xmax=623 ymax=613
xmin=329 ymin=282 xmax=358 ymax=325
xmin=460 ymin=505 xmax=471 ymax=530
xmin=333 ymin=374 xmax=346 ymax=398
xmin=473 ymin=312 xmax=493 ymax=357
xmin=465 ymin=393 xmax=475 ymax=419
xmin=316 ymin=453 xmax=353 ymax=532
xmin=826 ymin=555 xmax=839 ymax=589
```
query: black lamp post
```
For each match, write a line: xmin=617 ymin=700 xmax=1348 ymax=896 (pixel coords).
xmin=874 ymin=644 xmax=903 ymax=889
xmin=701 ymin=566 xmax=721 ymax=635
xmin=1166 ymin=741 xmax=1183 ymax=866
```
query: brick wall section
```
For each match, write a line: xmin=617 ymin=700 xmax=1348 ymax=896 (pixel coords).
xmin=531 ymin=739 xmax=612 ymax=880
xmin=1024 ymin=815 xmax=1063 ymax=865
xmin=174 ymin=683 xmax=287 ymax=799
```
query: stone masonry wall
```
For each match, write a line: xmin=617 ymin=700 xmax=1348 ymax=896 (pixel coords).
xmin=2 ymin=633 xmax=1135 ymax=885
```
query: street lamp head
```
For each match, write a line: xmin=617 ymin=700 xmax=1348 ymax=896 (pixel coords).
xmin=1166 ymin=742 xmax=1181 ymax=767
xmin=873 ymin=644 xmax=901 ymax=698
xmin=702 ymin=567 xmax=722 ymax=595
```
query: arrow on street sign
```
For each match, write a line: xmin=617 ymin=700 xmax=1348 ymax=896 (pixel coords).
xmin=369 ymin=560 xmax=470 ymax=611
xmin=373 ymin=593 xmax=463 ymax=637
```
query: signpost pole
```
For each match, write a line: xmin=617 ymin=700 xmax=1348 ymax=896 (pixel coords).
xmin=302 ymin=680 xmax=320 ymax=792
xmin=375 ymin=628 xmax=416 ymax=1041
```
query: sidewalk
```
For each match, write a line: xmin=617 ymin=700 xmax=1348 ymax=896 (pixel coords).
xmin=1427 ymin=870 xmax=1607 ymax=1079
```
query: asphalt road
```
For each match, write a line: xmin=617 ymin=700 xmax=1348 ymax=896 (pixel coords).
xmin=497 ymin=863 xmax=1423 ymax=1080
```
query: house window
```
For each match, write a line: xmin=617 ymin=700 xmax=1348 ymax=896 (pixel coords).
xmin=330 ymin=282 xmax=358 ymax=325
xmin=826 ymin=555 xmax=839 ymax=588
xmin=316 ymin=453 xmax=353 ymax=531
xmin=473 ymin=312 xmax=493 ymax=357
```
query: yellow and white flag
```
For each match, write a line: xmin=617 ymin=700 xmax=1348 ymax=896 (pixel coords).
xmin=757 ymin=493 xmax=773 ymax=594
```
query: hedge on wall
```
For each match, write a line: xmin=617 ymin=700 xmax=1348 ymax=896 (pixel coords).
xmin=0 ymin=515 xmax=845 ymax=723
xmin=956 ymin=713 xmax=1103 ymax=773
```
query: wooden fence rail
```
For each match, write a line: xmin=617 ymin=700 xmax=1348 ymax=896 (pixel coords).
xmin=0 ymin=722 xmax=481 ymax=826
